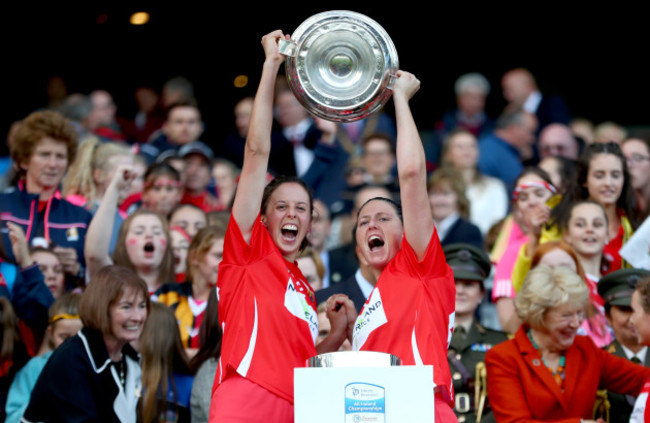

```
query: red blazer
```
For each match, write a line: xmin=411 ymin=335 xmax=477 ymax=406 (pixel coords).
xmin=486 ymin=326 xmax=650 ymax=423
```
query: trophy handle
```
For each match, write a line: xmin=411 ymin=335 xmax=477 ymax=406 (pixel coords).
xmin=278 ymin=39 xmax=297 ymax=57
xmin=387 ymin=73 xmax=398 ymax=90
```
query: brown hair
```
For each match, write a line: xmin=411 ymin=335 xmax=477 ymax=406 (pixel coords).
xmin=79 ymin=265 xmax=151 ymax=334
xmin=427 ymin=166 xmax=470 ymax=219
xmin=0 ymin=298 xmax=20 ymax=366
xmin=139 ymin=302 xmax=191 ymax=422
xmin=185 ymin=225 xmax=227 ymax=285
xmin=112 ymin=209 xmax=175 ymax=285
xmin=260 ymin=175 xmax=314 ymax=251
xmin=11 ymin=110 xmax=78 ymax=176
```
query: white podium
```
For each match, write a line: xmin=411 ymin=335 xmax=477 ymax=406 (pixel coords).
xmin=295 ymin=361 xmax=434 ymax=422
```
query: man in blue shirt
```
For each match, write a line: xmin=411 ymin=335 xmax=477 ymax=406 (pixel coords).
xmin=478 ymin=110 xmax=537 ymax=194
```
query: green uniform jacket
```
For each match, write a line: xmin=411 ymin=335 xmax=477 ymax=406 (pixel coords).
xmin=603 ymin=340 xmax=650 ymax=423
xmin=448 ymin=320 xmax=509 ymax=423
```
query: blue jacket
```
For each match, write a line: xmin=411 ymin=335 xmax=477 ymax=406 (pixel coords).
xmin=0 ymin=185 xmax=92 ymax=269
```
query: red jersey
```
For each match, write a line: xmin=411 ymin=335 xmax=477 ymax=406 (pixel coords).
xmin=214 ymin=215 xmax=318 ymax=403
xmin=352 ymin=230 xmax=456 ymax=404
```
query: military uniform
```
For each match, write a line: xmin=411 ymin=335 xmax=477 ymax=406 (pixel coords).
xmin=601 ymin=341 xmax=650 ymax=423
xmin=443 ymin=243 xmax=510 ymax=423
xmin=597 ymin=268 xmax=650 ymax=423
xmin=449 ymin=320 xmax=509 ymax=423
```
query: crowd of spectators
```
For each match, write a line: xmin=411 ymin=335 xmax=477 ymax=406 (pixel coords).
xmin=2 ymin=47 xmax=650 ymax=423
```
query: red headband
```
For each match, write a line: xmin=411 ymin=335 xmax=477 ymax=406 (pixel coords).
xmin=512 ymin=181 xmax=557 ymax=202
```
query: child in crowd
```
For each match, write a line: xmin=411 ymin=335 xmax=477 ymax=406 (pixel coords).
xmin=169 ymin=204 xmax=207 ymax=239
xmin=157 ymin=226 xmax=225 ymax=356
xmin=122 ymin=162 xmax=183 ymax=217
xmin=4 ymin=293 xmax=82 ymax=423
xmin=170 ymin=226 xmax=191 ymax=283
xmin=139 ymin=302 xmax=194 ymax=422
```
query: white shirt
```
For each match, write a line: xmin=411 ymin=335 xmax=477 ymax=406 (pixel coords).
xmin=283 ymin=118 xmax=315 ymax=177
xmin=355 ymin=268 xmax=374 ymax=300
xmin=622 ymin=344 xmax=648 ymax=364
xmin=523 ymin=90 xmax=542 ymax=114
xmin=434 ymin=212 xmax=460 ymax=243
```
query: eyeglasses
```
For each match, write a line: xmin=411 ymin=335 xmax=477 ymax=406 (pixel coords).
xmin=626 ymin=154 xmax=650 ymax=165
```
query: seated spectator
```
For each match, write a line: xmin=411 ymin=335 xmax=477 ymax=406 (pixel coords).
xmin=594 ymin=121 xmax=627 ymax=145
xmin=548 ymin=142 xmax=639 ymax=273
xmin=63 ymin=138 xmax=134 ymax=213
xmin=0 ymin=110 xmax=92 ymax=281
xmin=178 ymin=142 xmax=220 ymax=213
xmin=486 ymin=265 xmax=650 ymax=422
xmin=432 ymin=72 xmax=494 ymax=164
xmin=306 ymin=199 xmax=333 ymax=287
xmin=538 ymin=123 xmax=581 ymax=161
xmin=441 ymin=129 xmax=508 ymax=236
xmin=4 ymin=293 xmax=82 ymax=423
xmin=478 ymin=110 xmax=538 ymax=192
xmin=189 ymin=288 xmax=221 ymax=423
xmin=359 ymin=133 xmax=399 ymax=197
xmin=63 ymin=138 xmax=134 ymax=255
xmin=570 ymin=117 xmax=596 ymax=145
xmin=119 ymin=86 xmax=165 ymax=144
xmin=130 ymin=162 xmax=183 ymax=217
xmin=444 ymin=243 xmax=508 ymax=423
xmin=169 ymin=204 xmax=207 ymax=239
xmin=337 ymin=112 xmax=396 ymax=157
xmin=85 ymin=165 xmax=175 ymax=294
xmin=427 ymin=167 xmax=483 ymax=249
xmin=23 ymin=265 xmax=150 ymax=422
xmin=170 ymin=226 xmax=191 ymax=283
xmin=157 ymin=226 xmax=225 ymax=354
xmin=296 ymin=247 xmax=325 ymax=292
xmin=537 ymin=155 xmax=576 ymax=195
xmin=622 ymin=135 xmax=650 ymax=218
xmin=30 ymin=247 xmax=67 ymax=300
xmin=147 ymin=101 xmax=204 ymax=159
xmin=598 ymin=268 xmax=650 ymax=423
xmin=491 ymin=167 xmax=555 ymax=332
xmin=139 ymin=303 xmax=194 ymax=423
xmin=211 ymin=158 xmax=239 ymax=212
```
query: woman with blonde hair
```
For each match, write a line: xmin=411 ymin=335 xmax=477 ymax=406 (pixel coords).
xmin=63 ymin=137 xmax=134 ymax=212
xmin=486 ymin=265 xmax=650 ymax=422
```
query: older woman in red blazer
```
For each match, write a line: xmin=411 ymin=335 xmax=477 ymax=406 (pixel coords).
xmin=486 ymin=265 xmax=650 ymax=423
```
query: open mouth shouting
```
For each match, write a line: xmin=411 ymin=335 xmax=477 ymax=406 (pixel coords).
xmin=281 ymin=223 xmax=299 ymax=242
xmin=143 ymin=241 xmax=155 ymax=258
xmin=368 ymin=235 xmax=385 ymax=251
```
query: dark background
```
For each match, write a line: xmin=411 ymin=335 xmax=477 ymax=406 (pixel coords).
xmin=4 ymin=4 xmax=649 ymax=149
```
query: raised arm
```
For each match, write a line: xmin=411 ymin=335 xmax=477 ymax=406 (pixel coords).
xmin=84 ymin=164 xmax=134 ymax=277
xmin=393 ymin=71 xmax=432 ymax=260
xmin=231 ymin=30 xmax=287 ymax=243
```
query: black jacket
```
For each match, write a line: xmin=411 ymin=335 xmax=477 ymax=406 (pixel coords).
xmin=23 ymin=327 xmax=141 ymax=423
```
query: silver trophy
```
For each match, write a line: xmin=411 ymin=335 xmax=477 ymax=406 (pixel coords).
xmin=278 ymin=10 xmax=399 ymax=122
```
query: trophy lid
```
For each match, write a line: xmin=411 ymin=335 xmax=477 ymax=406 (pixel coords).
xmin=281 ymin=10 xmax=399 ymax=123
xmin=307 ymin=351 xmax=402 ymax=368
